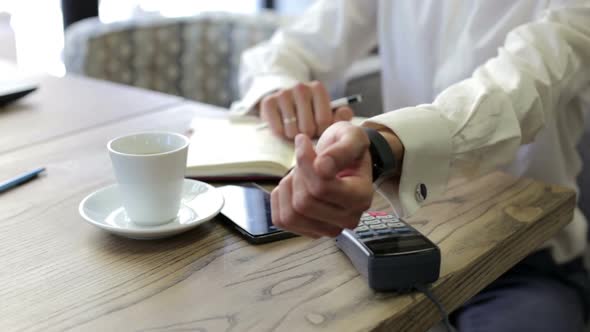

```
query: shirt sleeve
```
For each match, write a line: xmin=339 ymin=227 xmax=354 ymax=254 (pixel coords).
xmin=365 ymin=4 xmax=590 ymax=216
xmin=230 ymin=0 xmax=378 ymax=116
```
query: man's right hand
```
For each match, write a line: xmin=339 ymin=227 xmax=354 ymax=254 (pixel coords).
xmin=270 ymin=122 xmax=374 ymax=238
xmin=259 ymin=81 xmax=354 ymax=140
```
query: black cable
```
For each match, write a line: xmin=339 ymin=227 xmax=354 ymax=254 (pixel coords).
xmin=414 ymin=284 xmax=456 ymax=332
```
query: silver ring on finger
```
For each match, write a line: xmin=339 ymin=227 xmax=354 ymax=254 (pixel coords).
xmin=282 ymin=116 xmax=297 ymax=125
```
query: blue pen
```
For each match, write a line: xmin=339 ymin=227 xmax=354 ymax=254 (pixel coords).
xmin=0 ymin=167 xmax=46 ymax=194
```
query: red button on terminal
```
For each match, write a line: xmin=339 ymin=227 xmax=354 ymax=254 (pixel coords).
xmin=366 ymin=211 xmax=388 ymax=217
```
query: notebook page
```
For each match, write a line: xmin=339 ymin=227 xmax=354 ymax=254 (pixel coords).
xmin=187 ymin=117 xmax=295 ymax=171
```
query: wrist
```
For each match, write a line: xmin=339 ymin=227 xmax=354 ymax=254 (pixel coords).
xmin=362 ymin=124 xmax=405 ymax=177
xmin=377 ymin=129 xmax=404 ymax=175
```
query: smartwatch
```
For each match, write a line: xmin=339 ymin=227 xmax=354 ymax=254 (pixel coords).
xmin=362 ymin=127 xmax=397 ymax=184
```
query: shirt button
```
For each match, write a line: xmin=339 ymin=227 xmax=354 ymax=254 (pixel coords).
xmin=415 ymin=183 xmax=427 ymax=202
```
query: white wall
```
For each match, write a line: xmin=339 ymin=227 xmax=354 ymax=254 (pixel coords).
xmin=0 ymin=0 xmax=64 ymax=75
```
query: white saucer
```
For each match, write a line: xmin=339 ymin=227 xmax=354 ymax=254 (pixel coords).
xmin=79 ymin=179 xmax=224 ymax=240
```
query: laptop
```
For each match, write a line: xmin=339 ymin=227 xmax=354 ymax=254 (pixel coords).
xmin=0 ymin=61 xmax=39 ymax=107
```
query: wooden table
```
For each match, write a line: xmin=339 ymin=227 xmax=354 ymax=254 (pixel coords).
xmin=0 ymin=73 xmax=181 ymax=154
xmin=0 ymin=74 xmax=576 ymax=332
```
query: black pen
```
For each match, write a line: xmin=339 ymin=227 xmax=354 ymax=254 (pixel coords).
xmin=0 ymin=167 xmax=46 ymax=194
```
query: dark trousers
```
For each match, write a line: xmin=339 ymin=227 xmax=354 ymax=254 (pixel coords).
xmin=452 ymin=250 xmax=589 ymax=332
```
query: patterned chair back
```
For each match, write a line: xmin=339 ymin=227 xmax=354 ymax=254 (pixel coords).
xmin=65 ymin=13 xmax=279 ymax=108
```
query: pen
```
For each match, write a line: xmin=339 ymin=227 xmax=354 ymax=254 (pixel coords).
xmin=0 ymin=167 xmax=46 ymax=194
xmin=256 ymin=94 xmax=363 ymax=130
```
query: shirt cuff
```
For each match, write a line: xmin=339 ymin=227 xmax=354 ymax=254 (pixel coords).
xmin=363 ymin=105 xmax=453 ymax=216
xmin=229 ymin=75 xmax=300 ymax=118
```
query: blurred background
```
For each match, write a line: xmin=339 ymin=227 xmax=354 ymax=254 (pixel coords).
xmin=0 ymin=0 xmax=314 ymax=76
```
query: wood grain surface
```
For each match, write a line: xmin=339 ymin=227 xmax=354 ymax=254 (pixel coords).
xmin=0 ymin=74 xmax=181 ymax=154
xmin=0 ymin=100 xmax=575 ymax=332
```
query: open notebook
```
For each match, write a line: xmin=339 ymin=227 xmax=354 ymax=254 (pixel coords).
xmin=186 ymin=116 xmax=366 ymax=181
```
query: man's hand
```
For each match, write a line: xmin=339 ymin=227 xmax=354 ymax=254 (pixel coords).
xmin=271 ymin=122 xmax=373 ymax=238
xmin=259 ymin=81 xmax=354 ymax=140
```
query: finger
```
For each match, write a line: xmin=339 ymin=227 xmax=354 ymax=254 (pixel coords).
xmin=291 ymin=169 xmax=354 ymax=225
xmin=314 ymin=123 xmax=340 ymax=152
xmin=292 ymin=84 xmax=316 ymax=137
xmin=295 ymin=135 xmax=337 ymax=197
xmin=294 ymin=129 xmax=373 ymax=216
xmin=279 ymin=175 xmax=343 ymax=237
xmin=292 ymin=163 xmax=364 ymax=231
xmin=315 ymin=127 xmax=369 ymax=178
xmin=281 ymin=177 xmax=344 ymax=237
xmin=273 ymin=179 xmax=318 ymax=238
xmin=294 ymin=134 xmax=319 ymax=180
xmin=260 ymin=96 xmax=284 ymax=137
xmin=277 ymin=176 xmax=324 ymax=238
xmin=271 ymin=187 xmax=282 ymax=229
xmin=293 ymin=134 xmax=350 ymax=207
xmin=309 ymin=81 xmax=333 ymax=134
xmin=277 ymin=90 xmax=299 ymax=139
xmin=333 ymin=106 xmax=354 ymax=122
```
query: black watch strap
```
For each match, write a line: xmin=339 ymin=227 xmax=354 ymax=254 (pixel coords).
xmin=362 ymin=127 xmax=397 ymax=183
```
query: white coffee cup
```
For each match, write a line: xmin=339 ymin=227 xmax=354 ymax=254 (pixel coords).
xmin=108 ymin=132 xmax=189 ymax=226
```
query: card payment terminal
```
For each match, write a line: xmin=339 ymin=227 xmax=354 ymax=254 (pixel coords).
xmin=336 ymin=211 xmax=441 ymax=291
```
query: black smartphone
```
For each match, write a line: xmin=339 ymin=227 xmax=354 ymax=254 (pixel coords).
xmin=217 ymin=185 xmax=297 ymax=244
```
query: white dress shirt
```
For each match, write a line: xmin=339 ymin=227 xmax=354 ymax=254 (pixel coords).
xmin=233 ymin=0 xmax=590 ymax=263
